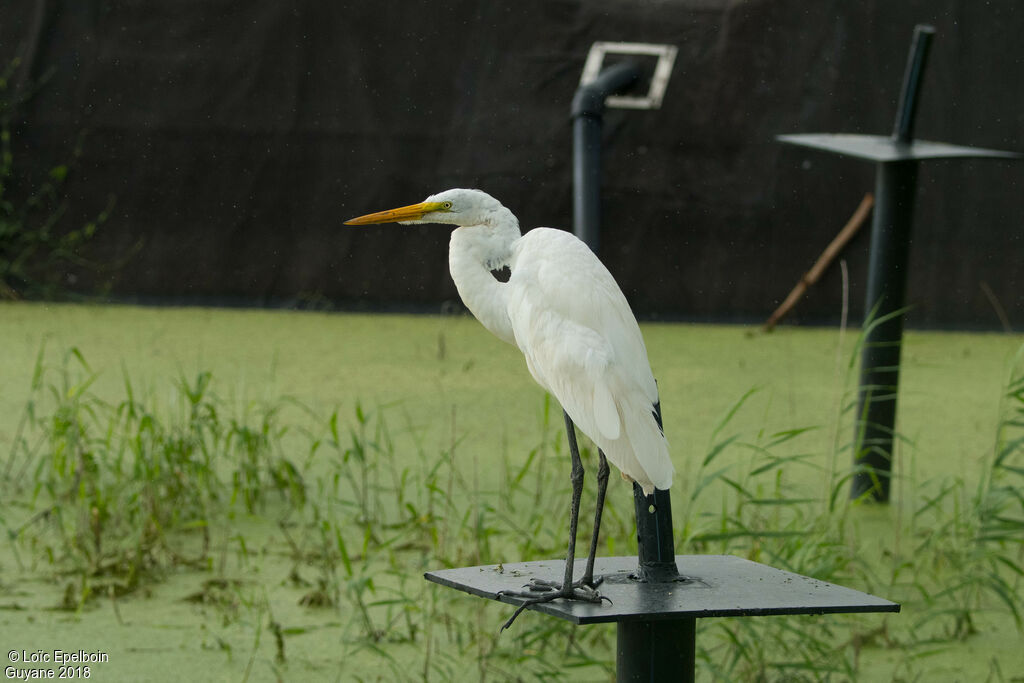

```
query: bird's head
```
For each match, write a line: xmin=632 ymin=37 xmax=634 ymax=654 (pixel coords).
xmin=344 ymin=188 xmax=507 ymax=228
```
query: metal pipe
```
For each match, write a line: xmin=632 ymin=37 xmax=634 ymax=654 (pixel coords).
xmin=573 ymin=60 xmax=690 ymax=678
xmin=892 ymin=25 xmax=935 ymax=144
xmin=851 ymin=160 xmax=919 ymax=501
xmin=632 ymin=484 xmax=679 ymax=581
xmin=620 ymin=405 xmax=685 ymax=677
xmin=617 ymin=618 xmax=696 ymax=683
xmin=631 ymin=400 xmax=679 ymax=580
xmin=571 ymin=61 xmax=642 ymax=253
xmin=851 ymin=24 xmax=932 ymax=502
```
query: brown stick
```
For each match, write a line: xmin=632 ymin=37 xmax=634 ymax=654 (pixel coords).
xmin=763 ymin=193 xmax=874 ymax=332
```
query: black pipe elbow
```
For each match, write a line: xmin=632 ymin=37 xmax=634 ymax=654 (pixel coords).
xmin=571 ymin=61 xmax=642 ymax=119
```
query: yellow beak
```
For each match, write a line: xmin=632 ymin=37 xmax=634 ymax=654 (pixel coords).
xmin=344 ymin=201 xmax=447 ymax=225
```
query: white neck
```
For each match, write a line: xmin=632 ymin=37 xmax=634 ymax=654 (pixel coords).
xmin=448 ymin=211 xmax=520 ymax=346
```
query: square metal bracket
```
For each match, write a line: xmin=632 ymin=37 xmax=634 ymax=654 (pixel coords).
xmin=580 ymin=42 xmax=677 ymax=110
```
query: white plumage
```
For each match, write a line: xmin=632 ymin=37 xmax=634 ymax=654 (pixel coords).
xmin=504 ymin=227 xmax=672 ymax=494
xmin=345 ymin=187 xmax=673 ymax=494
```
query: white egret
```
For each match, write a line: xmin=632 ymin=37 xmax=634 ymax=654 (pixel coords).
xmin=345 ymin=188 xmax=673 ymax=629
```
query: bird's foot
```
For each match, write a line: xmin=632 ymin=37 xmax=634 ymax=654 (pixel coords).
xmin=498 ymin=579 xmax=610 ymax=631
xmin=515 ymin=575 xmax=604 ymax=594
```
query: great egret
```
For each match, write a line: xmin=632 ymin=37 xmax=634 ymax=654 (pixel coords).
xmin=345 ymin=188 xmax=673 ymax=629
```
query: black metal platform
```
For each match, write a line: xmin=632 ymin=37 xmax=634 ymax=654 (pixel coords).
xmin=777 ymin=133 xmax=1021 ymax=163
xmin=425 ymin=554 xmax=899 ymax=625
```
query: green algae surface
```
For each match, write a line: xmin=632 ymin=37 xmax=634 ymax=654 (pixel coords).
xmin=1 ymin=302 xmax=1022 ymax=681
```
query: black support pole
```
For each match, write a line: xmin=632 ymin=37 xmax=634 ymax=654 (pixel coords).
xmin=891 ymin=26 xmax=934 ymax=145
xmin=779 ymin=25 xmax=1019 ymax=501
xmin=572 ymin=59 xmax=694 ymax=681
xmin=573 ymin=112 xmax=604 ymax=253
xmin=851 ymin=161 xmax=919 ymax=501
xmin=632 ymin=484 xmax=679 ymax=582
xmin=572 ymin=61 xmax=641 ymax=253
xmin=619 ymin=485 xmax=693 ymax=681
xmin=850 ymin=25 xmax=933 ymax=502
xmin=617 ymin=415 xmax=689 ymax=679
xmin=617 ymin=618 xmax=696 ymax=683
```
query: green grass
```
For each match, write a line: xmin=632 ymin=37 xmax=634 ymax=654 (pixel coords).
xmin=1 ymin=301 xmax=1023 ymax=681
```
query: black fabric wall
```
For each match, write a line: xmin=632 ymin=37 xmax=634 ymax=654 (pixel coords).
xmin=2 ymin=0 xmax=1021 ymax=327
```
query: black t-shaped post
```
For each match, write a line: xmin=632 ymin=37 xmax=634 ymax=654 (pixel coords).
xmin=778 ymin=25 xmax=1020 ymax=502
xmin=852 ymin=25 xmax=933 ymax=502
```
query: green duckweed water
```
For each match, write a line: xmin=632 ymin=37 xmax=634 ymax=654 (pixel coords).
xmin=1 ymin=302 xmax=1022 ymax=681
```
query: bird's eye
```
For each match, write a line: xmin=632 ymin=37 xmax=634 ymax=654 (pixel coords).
xmin=442 ymin=201 xmax=453 ymax=210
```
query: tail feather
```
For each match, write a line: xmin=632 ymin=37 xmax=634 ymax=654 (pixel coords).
xmin=612 ymin=392 xmax=673 ymax=494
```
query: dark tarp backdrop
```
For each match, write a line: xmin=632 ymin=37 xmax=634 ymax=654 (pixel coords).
xmin=1 ymin=0 xmax=1021 ymax=327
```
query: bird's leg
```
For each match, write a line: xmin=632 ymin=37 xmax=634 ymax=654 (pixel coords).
xmin=516 ymin=410 xmax=586 ymax=592
xmin=558 ymin=409 xmax=585 ymax=587
xmin=522 ymin=439 xmax=609 ymax=591
xmin=580 ymin=449 xmax=609 ymax=589
xmin=499 ymin=411 xmax=609 ymax=631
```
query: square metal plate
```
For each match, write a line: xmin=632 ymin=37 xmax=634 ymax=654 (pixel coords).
xmin=425 ymin=555 xmax=900 ymax=625
xmin=777 ymin=133 xmax=1021 ymax=163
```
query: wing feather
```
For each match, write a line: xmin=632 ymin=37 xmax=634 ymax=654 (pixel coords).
xmin=506 ymin=228 xmax=674 ymax=493
xmin=592 ymin=378 xmax=621 ymax=441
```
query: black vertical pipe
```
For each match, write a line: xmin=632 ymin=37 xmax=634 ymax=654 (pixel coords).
xmin=632 ymin=401 xmax=679 ymax=581
xmin=617 ymin=618 xmax=696 ymax=683
xmin=850 ymin=25 xmax=933 ymax=502
xmin=892 ymin=25 xmax=935 ymax=144
xmin=572 ymin=61 xmax=692 ymax=679
xmin=632 ymin=484 xmax=679 ymax=581
xmin=620 ymin=413 xmax=686 ymax=678
xmin=851 ymin=161 xmax=919 ymax=501
xmin=573 ymin=114 xmax=603 ymax=252
xmin=571 ymin=61 xmax=641 ymax=253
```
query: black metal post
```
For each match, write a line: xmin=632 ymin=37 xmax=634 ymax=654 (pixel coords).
xmin=573 ymin=113 xmax=603 ymax=253
xmin=571 ymin=61 xmax=641 ymax=253
xmin=617 ymin=617 xmax=696 ymax=683
xmin=618 ymin=416 xmax=690 ymax=680
xmin=572 ymin=66 xmax=693 ymax=676
xmin=619 ymin=485 xmax=693 ymax=681
xmin=850 ymin=25 xmax=932 ymax=502
xmin=892 ymin=26 xmax=934 ymax=145
xmin=632 ymin=484 xmax=679 ymax=581
xmin=778 ymin=24 xmax=1018 ymax=501
xmin=851 ymin=161 xmax=919 ymax=501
